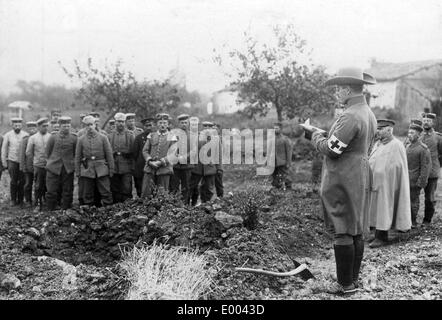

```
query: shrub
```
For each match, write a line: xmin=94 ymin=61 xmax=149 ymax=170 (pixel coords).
xmin=232 ymin=182 xmax=269 ymax=230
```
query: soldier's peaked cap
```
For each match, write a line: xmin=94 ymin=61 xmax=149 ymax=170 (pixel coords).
xmin=177 ymin=113 xmax=190 ymax=120
xmin=11 ymin=117 xmax=23 ymax=123
xmin=423 ymin=113 xmax=436 ymax=119
xmin=88 ymin=112 xmax=100 ymax=118
xmin=141 ymin=117 xmax=154 ymax=124
xmin=377 ymin=119 xmax=395 ymax=127
xmin=325 ymin=67 xmax=376 ymax=86
xmin=202 ymin=121 xmax=214 ymax=126
xmin=156 ymin=113 xmax=170 ymax=120
xmin=26 ymin=121 xmax=37 ymax=127
xmin=108 ymin=119 xmax=115 ymax=124
xmin=114 ymin=112 xmax=126 ymax=121
xmin=410 ymin=119 xmax=423 ymax=126
xmin=36 ymin=117 xmax=49 ymax=125
xmin=409 ymin=124 xmax=423 ymax=132
xmin=125 ymin=113 xmax=136 ymax=120
xmin=58 ymin=116 xmax=72 ymax=124
xmin=82 ymin=115 xmax=95 ymax=125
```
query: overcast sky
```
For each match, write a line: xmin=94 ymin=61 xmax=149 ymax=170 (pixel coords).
xmin=0 ymin=0 xmax=441 ymax=95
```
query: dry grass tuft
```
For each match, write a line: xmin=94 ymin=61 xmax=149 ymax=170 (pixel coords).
xmin=118 ymin=242 xmax=216 ymax=300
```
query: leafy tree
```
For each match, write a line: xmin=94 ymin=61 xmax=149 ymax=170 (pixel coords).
xmin=214 ymin=24 xmax=335 ymax=122
xmin=59 ymin=58 xmax=184 ymax=127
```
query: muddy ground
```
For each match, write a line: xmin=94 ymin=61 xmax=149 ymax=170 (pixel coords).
xmin=0 ymin=161 xmax=440 ymax=300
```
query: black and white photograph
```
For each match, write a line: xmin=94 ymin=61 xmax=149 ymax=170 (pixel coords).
xmin=0 ymin=0 xmax=441 ymax=305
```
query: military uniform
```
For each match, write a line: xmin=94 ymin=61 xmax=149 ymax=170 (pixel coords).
xmin=132 ymin=129 xmax=151 ymax=197
xmin=190 ymin=132 xmax=218 ymax=205
xmin=18 ymin=134 xmax=34 ymax=204
xmin=26 ymin=128 xmax=51 ymax=208
xmin=128 ymin=127 xmax=144 ymax=137
xmin=75 ymin=128 xmax=115 ymax=206
xmin=141 ymin=131 xmax=177 ymax=197
xmin=420 ymin=128 xmax=442 ymax=223
xmin=1 ymin=126 xmax=29 ymax=205
xmin=406 ymin=140 xmax=431 ymax=225
xmin=170 ymin=127 xmax=194 ymax=204
xmin=46 ymin=128 xmax=77 ymax=210
xmin=0 ymin=135 xmax=3 ymax=182
xmin=108 ymin=129 xmax=134 ymax=203
xmin=272 ymin=132 xmax=293 ymax=189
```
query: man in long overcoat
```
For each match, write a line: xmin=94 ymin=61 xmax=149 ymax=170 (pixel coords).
xmin=75 ymin=115 xmax=114 ymax=207
xmin=45 ymin=116 xmax=77 ymax=210
xmin=108 ymin=112 xmax=134 ymax=203
xmin=368 ymin=119 xmax=411 ymax=248
xmin=18 ymin=121 xmax=37 ymax=206
xmin=420 ymin=113 xmax=442 ymax=225
xmin=306 ymin=67 xmax=377 ymax=295
xmin=405 ymin=122 xmax=431 ymax=228
xmin=132 ymin=117 xmax=154 ymax=197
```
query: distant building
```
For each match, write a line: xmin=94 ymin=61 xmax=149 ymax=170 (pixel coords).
xmin=366 ymin=59 xmax=442 ymax=120
xmin=210 ymin=86 xmax=247 ymax=114
xmin=7 ymin=101 xmax=32 ymax=120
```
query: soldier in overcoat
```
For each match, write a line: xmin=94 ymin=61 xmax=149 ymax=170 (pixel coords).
xmin=108 ymin=113 xmax=135 ymax=203
xmin=18 ymin=121 xmax=37 ymax=206
xmin=26 ymin=117 xmax=51 ymax=211
xmin=1 ymin=118 xmax=29 ymax=206
xmin=420 ymin=112 xmax=442 ymax=224
xmin=189 ymin=121 xmax=218 ymax=205
xmin=170 ymin=114 xmax=194 ymax=204
xmin=306 ymin=67 xmax=377 ymax=295
xmin=141 ymin=113 xmax=178 ymax=197
xmin=272 ymin=122 xmax=293 ymax=190
xmin=405 ymin=122 xmax=431 ymax=228
xmin=75 ymin=115 xmax=114 ymax=207
xmin=45 ymin=116 xmax=77 ymax=210
xmin=132 ymin=117 xmax=154 ymax=197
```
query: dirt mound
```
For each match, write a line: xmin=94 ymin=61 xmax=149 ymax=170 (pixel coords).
xmin=0 ymin=178 xmax=331 ymax=299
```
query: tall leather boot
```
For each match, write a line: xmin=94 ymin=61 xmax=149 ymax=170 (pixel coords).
xmin=327 ymin=244 xmax=357 ymax=295
xmin=353 ymin=235 xmax=364 ymax=287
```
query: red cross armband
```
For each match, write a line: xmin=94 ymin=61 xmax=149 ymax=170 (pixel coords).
xmin=327 ymin=134 xmax=348 ymax=155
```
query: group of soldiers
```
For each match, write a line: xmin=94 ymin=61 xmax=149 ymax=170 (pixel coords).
xmin=367 ymin=112 xmax=441 ymax=247
xmin=0 ymin=111 xmax=225 ymax=211
xmin=303 ymin=66 xmax=441 ymax=296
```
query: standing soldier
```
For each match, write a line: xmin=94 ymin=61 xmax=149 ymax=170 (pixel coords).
xmin=304 ymin=67 xmax=377 ymax=295
xmin=190 ymin=121 xmax=217 ymax=205
xmin=1 ymin=118 xmax=29 ymax=206
xmin=77 ymin=113 xmax=87 ymax=137
xmin=45 ymin=116 xmax=77 ymax=211
xmin=88 ymin=112 xmax=108 ymax=136
xmin=19 ymin=121 xmax=37 ymax=207
xmin=50 ymin=120 xmax=60 ymax=134
xmin=76 ymin=113 xmax=87 ymax=205
xmin=212 ymin=123 xmax=224 ymax=198
xmin=420 ymin=113 xmax=442 ymax=225
xmin=141 ymin=113 xmax=177 ymax=197
xmin=26 ymin=118 xmax=51 ymax=211
xmin=132 ymin=117 xmax=154 ymax=197
xmin=126 ymin=113 xmax=143 ymax=137
xmin=170 ymin=114 xmax=193 ymax=204
xmin=406 ymin=121 xmax=431 ymax=228
xmin=272 ymin=122 xmax=293 ymax=190
xmin=0 ymin=134 xmax=3 ymax=182
xmin=108 ymin=113 xmax=135 ymax=203
xmin=75 ymin=115 xmax=114 ymax=207
xmin=106 ymin=119 xmax=116 ymax=135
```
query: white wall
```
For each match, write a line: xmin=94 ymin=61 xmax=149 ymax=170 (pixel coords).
xmin=370 ymin=81 xmax=397 ymax=109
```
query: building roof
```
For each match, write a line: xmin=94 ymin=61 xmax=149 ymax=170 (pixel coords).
xmin=366 ymin=59 xmax=442 ymax=82
xmin=7 ymin=100 xmax=32 ymax=109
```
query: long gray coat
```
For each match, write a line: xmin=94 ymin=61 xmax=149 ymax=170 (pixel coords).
xmin=312 ymin=95 xmax=377 ymax=235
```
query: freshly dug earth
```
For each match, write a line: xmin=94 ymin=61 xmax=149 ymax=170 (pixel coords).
xmin=0 ymin=162 xmax=441 ymax=300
